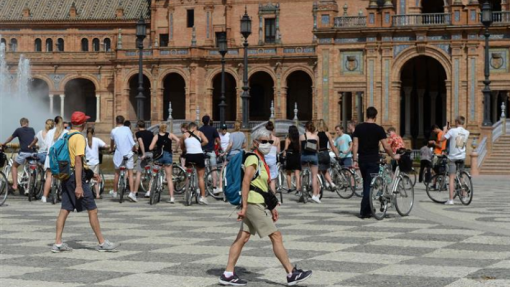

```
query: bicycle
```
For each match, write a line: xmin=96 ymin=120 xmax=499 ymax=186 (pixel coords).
xmin=299 ymin=161 xmax=323 ymax=203
xmin=148 ymin=163 xmax=164 ymax=205
xmin=50 ymin=177 xmax=62 ymax=204
xmin=184 ymin=162 xmax=200 ymax=206
xmin=328 ymin=159 xmax=356 ymax=199
xmin=425 ymin=156 xmax=473 ymax=205
xmin=204 ymin=153 xmax=224 ymax=200
xmin=25 ymin=153 xmax=44 ymax=202
xmin=0 ymin=171 xmax=8 ymax=206
xmin=369 ymin=152 xmax=415 ymax=220
xmin=89 ymin=171 xmax=105 ymax=197
xmin=118 ymin=156 xmax=130 ymax=203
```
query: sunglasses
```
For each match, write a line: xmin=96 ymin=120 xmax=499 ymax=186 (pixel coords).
xmin=258 ymin=140 xmax=274 ymax=144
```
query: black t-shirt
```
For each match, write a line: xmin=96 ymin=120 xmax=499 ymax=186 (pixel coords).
xmin=12 ymin=127 xmax=35 ymax=153
xmin=352 ymin=123 xmax=386 ymax=163
xmin=199 ymin=125 xmax=219 ymax=152
xmin=135 ymin=130 xmax=154 ymax=155
xmin=156 ymin=133 xmax=173 ymax=153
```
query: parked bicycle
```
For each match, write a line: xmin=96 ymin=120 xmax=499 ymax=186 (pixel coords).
xmin=184 ymin=162 xmax=200 ymax=206
xmin=204 ymin=153 xmax=223 ymax=200
xmin=328 ymin=159 xmax=356 ymax=199
xmin=50 ymin=177 xmax=62 ymax=204
xmin=25 ymin=153 xmax=45 ymax=202
xmin=299 ymin=160 xmax=323 ymax=203
xmin=0 ymin=171 xmax=8 ymax=206
xmin=148 ymin=163 xmax=164 ymax=205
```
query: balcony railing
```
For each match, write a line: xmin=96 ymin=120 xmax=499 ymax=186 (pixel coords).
xmin=334 ymin=16 xmax=367 ymax=27
xmin=392 ymin=13 xmax=451 ymax=27
xmin=493 ymin=11 xmax=510 ymax=24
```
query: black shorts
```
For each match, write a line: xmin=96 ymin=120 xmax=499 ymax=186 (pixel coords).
xmin=185 ymin=153 xmax=205 ymax=168
xmin=61 ymin=173 xmax=97 ymax=212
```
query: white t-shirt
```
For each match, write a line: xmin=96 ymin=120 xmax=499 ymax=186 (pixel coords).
xmin=444 ymin=126 xmax=470 ymax=161
xmin=219 ymin=132 xmax=230 ymax=152
xmin=86 ymin=137 xmax=106 ymax=166
xmin=36 ymin=130 xmax=49 ymax=153
xmin=110 ymin=126 xmax=135 ymax=167
xmin=43 ymin=128 xmax=69 ymax=169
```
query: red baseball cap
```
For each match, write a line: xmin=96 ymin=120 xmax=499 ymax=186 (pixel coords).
xmin=71 ymin=111 xmax=91 ymax=125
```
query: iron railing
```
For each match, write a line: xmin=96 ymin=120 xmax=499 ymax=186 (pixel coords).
xmin=334 ymin=16 xmax=367 ymax=27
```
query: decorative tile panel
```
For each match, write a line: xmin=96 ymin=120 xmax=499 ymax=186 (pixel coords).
xmin=394 ymin=45 xmax=410 ymax=57
xmin=335 ymin=37 xmax=366 ymax=44
xmin=489 ymin=48 xmax=509 ymax=73
xmin=340 ymin=51 xmax=364 ymax=75
xmin=319 ymin=38 xmax=332 ymax=44
xmin=369 ymin=59 xmax=374 ymax=106
xmin=321 ymin=14 xmax=330 ymax=25
xmin=322 ymin=50 xmax=330 ymax=122
xmin=428 ymin=35 xmax=449 ymax=41
xmin=470 ymin=58 xmax=476 ymax=121
xmin=454 ymin=58 xmax=459 ymax=117
xmin=384 ymin=59 xmax=390 ymax=121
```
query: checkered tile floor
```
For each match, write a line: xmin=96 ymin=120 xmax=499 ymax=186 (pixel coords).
xmin=1 ymin=176 xmax=510 ymax=287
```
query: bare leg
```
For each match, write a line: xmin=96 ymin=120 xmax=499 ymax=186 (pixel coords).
xmin=134 ymin=171 xmax=142 ymax=194
xmin=128 ymin=170 xmax=134 ymax=193
xmin=294 ymin=170 xmax=301 ymax=191
xmin=55 ymin=209 xmax=70 ymax=244
xmin=165 ymin=165 xmax=174 ymax=198
xmin=113 ymin=170 xmax=119 ymax=193
xmin=225 ymin=230 xmax=251 ymax=272
xmin=88 ymin=208 xmax=105 ymax=244
xmin=311 ymin=165 xmax=319 ymax=196
xmin=43 ymin=169 xmax=52 ymax=197
xmin=212 ymin=169 xmax=217 ymax=188
xmin=268 ymin=231 xmax=293 ymax=273
xmin=286 ymin=171 xmax=292 ymax=189
xmin=11 ymin=162 xmax=19 ymax=189
xmin=198 ymin=168 xmax=206 ymax=197
xmin=449 ymin=173 xmax=455 ymax=201
xmin=324 ymin=170 xmax=334 ymax=185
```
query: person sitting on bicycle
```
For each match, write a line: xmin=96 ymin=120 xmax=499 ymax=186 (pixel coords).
xmin=283 ymin=125 xmax=301 ymax=193
xmin=264 ymin=121 xmax=281 ymax=194
xmin=300 ymin=121 xmax=321 ymax=203
xmin=386 ymin=127 xmax=405 ymax=171
xmin=1 ymin=117 xmax=36 ymax=194
xmin=317 ymin=120 xmax=339 ymax=191
xmin=436 ymin=116 xmax=470 ymax=205
xmin=199 ymin=115 xmax=221 ymax=195
xmin=110 ymin=115 xmax=136 ymax=202
xmin=86 ymin=127 xmax=109 ymax=199
xmin=181 ymin=122 xmax=209 ymax=205
xmin=28 ymin=118 xmax=54 ymax=166
xmin=149 ymin=124 xmax=180 ymax=203
xmin=41 ymin=116 xmax=68 ymax=203
xmin=134 ymin=120 xmax=154 ymax=198
xmin=334 ymin=125 xmax=353 ymax=167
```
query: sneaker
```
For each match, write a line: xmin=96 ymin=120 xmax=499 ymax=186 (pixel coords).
xmin=199 ymin=197 xmax=208 ymax=205
xmin=213 ymin=188 xmax=223 ymax=195
xmin=144 ymin=192 xmax=150 ymax=198
xmin=330 ymin=182 xmax=337 ymax=189
xmin=127 ymin=193 xmax=138 ymax=202
xmin=110 ymin=190 xmax=118 ymax=198
xmin=219 ymin=273 xmax=247 ymax=286
xmin=324 ymin=182 xmax=330 ymax=189
xmin=96 ymin=239 xmax=120 ymax=252
xmin=287 ymin=266 xmax=312 ymax=286
xmin=41 ymin=196 xmax=47 ymax=203
xmin=311 ymin=196 xmax=321 ymax=204
xmin=445 ymin=200 xmax=454 ymax=205
xmin=166 ymin=197 xmax=175 ymax=204
xmin=51 ymin=243 xmax=73 ymax=253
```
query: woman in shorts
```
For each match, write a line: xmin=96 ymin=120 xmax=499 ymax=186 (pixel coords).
xmin=85 ymin=127 xmax=109 ymax=199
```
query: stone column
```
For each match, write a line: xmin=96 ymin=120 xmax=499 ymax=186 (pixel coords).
xmin=357 ymin=91 xmax=363 ymax=122
xmin=417 ymin=89 xmax=425 ymax=139
xmin=341 ymin=92 xmax=348 ymax=131
xmin=49 ymin=94 xmax=54 ymax=115
xmin=280 ymin=86 xmax=287 ymax=119
xmin=492 ymin=91 xmax=499 ymax=124
xmin=403 ymin=87 xmax=412 ymax=138
xmin=430 ymin=91 xmax=438 ymax=126
xmin=60 ymin=94 xmax=65 ymax=118
xmin=441 ymin=92 xmax=447 ymax=125
xmin=96 ymin=94 xmax=101 ymax=122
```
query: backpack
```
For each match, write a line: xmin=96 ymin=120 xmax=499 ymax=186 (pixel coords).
xmin=224 ymin=151 xmax=260 ymax=206
xmin=49 ymin=132 xmax=81 ymax=180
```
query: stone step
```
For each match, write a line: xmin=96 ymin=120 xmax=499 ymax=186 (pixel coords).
xmin=480 ymin=170 xmax=510 ymax=175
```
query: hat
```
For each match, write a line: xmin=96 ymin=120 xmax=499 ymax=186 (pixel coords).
xmin=71 ymin=111 xmax=90 ymax=126
xmin=202 ymin=115 xmax=211 ymax=125
xmin=220 ymin=124 xmax=228 ymax=130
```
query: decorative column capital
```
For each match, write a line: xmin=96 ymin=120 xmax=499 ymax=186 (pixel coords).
xmin=403 ymin=87 xmax=413 ymax=96
xmin=417 ymin=89 xmax=426 ymax=97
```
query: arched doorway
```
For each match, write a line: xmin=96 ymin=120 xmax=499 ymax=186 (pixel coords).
xmin=212 ymin=73 xmax=237 ymax=122
xmin=249 ymin=71 xmax=274 ymax=121
xmin=286 ymin=71 xmax=313 ymax=121
xmin=163 ymin=73 xmax=186 ymax=120
xmin=422 ymin=0 xmax=445 ymax=13
xmin=129 ymin=74 xmax=151 ymax=121
xmin=400 ymin=56 xmax=447 ymax=148
xmin=64 ymin=79 xmax=96 ymax=121
xmin=29 ymin=78 xmax=50 ymax=112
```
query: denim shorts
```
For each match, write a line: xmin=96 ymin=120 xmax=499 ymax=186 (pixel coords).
xmin=301 ymin=154 xmax=318 ymax=166
xmin=339 ymin=157 xmax=353 ymax=168
xmin=155 ymin=151 xmax=172 ymax=166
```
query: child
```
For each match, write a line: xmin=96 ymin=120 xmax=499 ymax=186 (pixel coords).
xmin=419 ymin=140 xmax=433 ymax=183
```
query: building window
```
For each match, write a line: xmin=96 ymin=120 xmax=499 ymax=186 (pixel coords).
xmin=160 ymin=34 xmax=169 ymax=47
xmin=0 ymin=38 xmax=6 ymax=49
xmin=46 ymin=39 xmax=53 ymax=52
xmin=10 ymin=39 xmax=18 ymax=52
xmin=264 ymin=18 xmax=276 ymax=44
xmin=35 ymin=38 xmax=42 ymax=52
xmin=81 ymin=38 xmax=89 ymax=51
xmin=104 ymin=38 xmax=111 ymax=51
xmin=187 ymin=9 xmax=194 ymax=28
xmin=92 ymin=38 xmax=100 ymax=51
xmin=57 ymin=38 xmax=64 ymax=52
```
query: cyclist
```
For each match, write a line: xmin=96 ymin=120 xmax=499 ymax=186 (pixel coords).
xmin=219 ymin=127 xmax=312 ymax=286
xmin=148 ymin=124 xmax=180 ymax=203
xmin=217 ymin=124 xmax=230 ymax=194
xmin=133 ymin=120 xmax=154 ymax=198
xmin=317 ymin=120 xmax=339 ymax=190
xmin=300 ymin=121 xmax=320 ymax=203
xmin=41 ymin=116 xmax=68 ymax=203
xmin=386 ymin=127 xmax=405 ymax=171
xmin=28 ymin=118 xmax=54 ymax=163
xmin=85 ymin=127 xmax=109 ymax=199
xmin=1 ymin=117 xmax=36 ymax=194
xmin=181 ymin=122 xmax=209 ymax=205
xmin=334 ymin=125 xmax=353 ymax=167
xmin=428 ymin=124 xmax=447 ymax=189
xmin=352 ymin=107 xmax=399 ymax=219
xmin=437 ymin=116 xmax=470 ymax=205
xmin=199 ymin=115 xmax=220 ymax=195
xmin=264 ymin=121 xmax=280 ymax=194
xmin=110 ymin=115 xmax=136 ymax=202
xmin=52 ymin=111 xmax=119 ymax=253
xmin=283 ymin=125 xmax=301 ymax=193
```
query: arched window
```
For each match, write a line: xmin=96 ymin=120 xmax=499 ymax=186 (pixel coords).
xmin=10 ymin=39 xmax=18 ymax=52
xmin=92 ymin=38 xmax=100 ymax=52
xmin=34 ymin=38 xmax=42 ymax=52
xmin=57 ymin=38 xmax=65 ymax=52
xmin=46 ymin=38 xmax=53 ymax=52
xmin=1 ymin=38 xmax=6 ymax=50
xmin=104 ymin=38 xmax=111 ymax=52
xmin=81 ymin=38 xmax=89 ymax=51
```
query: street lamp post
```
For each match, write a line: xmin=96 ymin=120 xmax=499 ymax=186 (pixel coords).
xmin=136 ymin=14 xmax=147 ymax=121
xmin=218 ymin=32 xmax=228 ymax=126
xmin=240 ymin=7 xmax=252 ymax=129
xmin=481 ymin=1 xmax=493 ymax=126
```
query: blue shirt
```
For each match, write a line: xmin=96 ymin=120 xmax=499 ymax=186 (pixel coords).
xmin=335 ymin=134 xmax=352 ymax=158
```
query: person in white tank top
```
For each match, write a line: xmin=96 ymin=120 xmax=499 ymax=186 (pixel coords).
xmin=181 ymin=122 xmax=209 ymax=205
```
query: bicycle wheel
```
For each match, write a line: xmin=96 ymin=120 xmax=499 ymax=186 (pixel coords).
xmin=333 ymin=168 xmax=354 ymax=199
xmin=172 ymin=164 xmax=186 ymax=194
xmin=118 ymin=176 xmax=126 ymax=203
xmin=205 ymin=168 xmax=222 ymax=199
xmin=51 ymin=183 xmax=58 ymax=204
xmin=28 ymin=171 xmax=36 ymax=202
xmin=299 ymin=172 xmax=309 ymax=203
xmin=0 ymin=171 xmax=8 ymax=206
xmin=369 ymin=176 xmax=388 ymax=220
xmin=395 ymin=175 xmax=414 ymax=217
xmin=353 ymin=170 xmax=363 ymax=197
xmin=99 ymin=172 xmax=105 ymax=195
xmin=184 ymin=175 xmax=192 ymax=206
xmin=426 ymin=174 xmax=449 ymax=204
xmin=34 ymin=169 xmax=44 ymax=199
xmin=149 ymin=176 xmax=158 ymax=205
xmin=458 ymin=172 xmax=473 ymax=205
xmin=409 ymin=169 xmax=417 ymax=187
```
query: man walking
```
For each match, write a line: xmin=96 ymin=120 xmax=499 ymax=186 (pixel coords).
xmin=352 ymin=107 xmax=399 ymax=219
xmin=110 ymin=115 xmax=136 ymax=201
xmin=52 ymin=111 xmax=119 ymax=253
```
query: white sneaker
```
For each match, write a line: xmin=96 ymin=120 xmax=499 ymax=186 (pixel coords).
xmin=311 ymin=196 xmax=321 ymax=204
xmin=144 ymin=192 xmax=150 ymax=198
xmin=330 ymin=182 xmax=337 ymax=189
xmin=127 ymin=193 xmax=138 ymax=202
xmin=445 ymin=200 xmax=454 ymax=205
xmin=41 ymin=196 xmax=47 ymax=203
xmin=109 ymin=190 xmax=118 ymax=199
xmin=213 ymin=188 xmax=222 ymax=195
xmin=169 ymin=197 xmax=175 ymax=204
xmin=199 ymin=197 xmax=208 ymax=205
xmin=324 ymin=182 xmax=330 ymax=189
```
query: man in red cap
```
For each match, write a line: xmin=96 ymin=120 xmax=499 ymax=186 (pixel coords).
xmin=52 ymin=111 xmax=119 ymax=253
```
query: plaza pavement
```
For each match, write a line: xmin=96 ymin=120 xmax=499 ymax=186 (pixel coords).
xmin=1 ymin=175 xmax=510 ymax=287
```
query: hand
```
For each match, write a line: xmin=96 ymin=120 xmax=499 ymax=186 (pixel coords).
xmin=75 ymin=186 xmax=84 ymax=199
xmin=141 ymin=155 xmax=146 ymax=160
xmin=237 ymin=208 xmax=247 ymax=221
xmin=393 ymin=154 xmax=401 ymax=161
xmin=271 ymin=209 xmax=279 ymax=222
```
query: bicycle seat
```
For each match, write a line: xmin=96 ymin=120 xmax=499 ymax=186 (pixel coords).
xmin=454 ymin=160 xmax=464 ymax=164
xmin=122 ymin=156 xmax=129 ymax=160
xmin=203 ymin=153 xmax=211 ymax=159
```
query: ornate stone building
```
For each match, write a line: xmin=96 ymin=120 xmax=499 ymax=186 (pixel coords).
xmin=1 ymin=0 xmax=509 ymax=151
